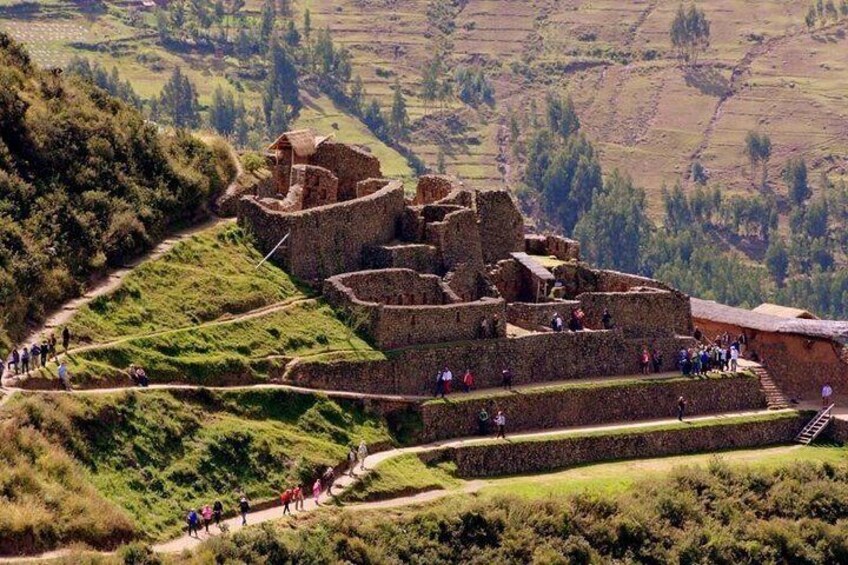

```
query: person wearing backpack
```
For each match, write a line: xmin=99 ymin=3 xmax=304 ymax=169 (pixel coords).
xmin=212 ymin=499 xmax=224 ymax=526
xmin=186 ymin=509 xmax=200 ymax=537
xmin=239 ymin=495 xmax=250 ymax=526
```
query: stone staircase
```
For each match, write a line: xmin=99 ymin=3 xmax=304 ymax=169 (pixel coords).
xmin=795 ymin=404 xmax=834 ymax=445
xmin=749 ymin=364 xmax=791 ymax=410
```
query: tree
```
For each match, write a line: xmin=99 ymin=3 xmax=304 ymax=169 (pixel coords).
xmin=260 ymin=0 xmax=276 ymax=43
xmin=662 ymin=182 xmax=692 ymax=233
xmin=389 ymin=80 xmax=409 ymax=137
xmin=158 ymin=67 xmax=200 ymax=128
xmin=210 ymin=86 xmax=238 ymax=135
xmin=783 ymin=157 xmax=810 ymax=205
xmin=744 ymin=131 xmax=772 ymax=188
xmin=670 ymin=4 xmax=711 ymax=63
xmin=263 ymin=41 xmax=299 ymax=124
xmin=283 ymin=20 xmax=300 ymax=47
xmin=303 ymin=8 xmax=311 ymax=38
xmin=349 ymin=75 xmax=364 ymax=116
xmin=363 ymin=99 xmax=387 ymax=137
xmin=421 ymin=58 xmax=441 ymax=110
xmin=546 ymin=93 xmax=580 ymax=139
xmin=539 ymin=134 xmax=603 ymax=234
xmin=436 ymin=147 xmax=446 ymax=174
xmin=765 ymin=237 xmax=789 ymax=286
xmin=691 ymin=160 xmax=708 ymax=184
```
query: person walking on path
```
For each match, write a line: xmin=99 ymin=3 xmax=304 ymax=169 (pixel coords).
xmin=602 ymin=308 xmax=614 ymax=330
xmin=501 ymin=368 xmax=513 ymax=390
xmin=347 ymin=446 xmax=357 ymax=477
xmin=7 ymin=348 xmax=19 ymax=374
xmin=293 ymin=485 xmax=304 ymax=511
xmin=495 ymin=410 xmax=506 ymax=439
xmin=39 ymin=339 xmax=48 ymax=367
xmin=551 ymin=313 xmax=563 ymax=332
xmin=323 ymin=467 xmax=335 ymax=497
xmin=434 ymin=370 xmax=445 ymax=398
xmin=358 ymin=440 xmax=368 ymax=471
xmin=58 ymin=361 xmax=71 ymax=391
xmin=280 ymin=488 xmax=292 ymax=516
xmin=442 ymin=366 xmax=453 ymax=394
xmin=477 ymin=408 xmax=490 ymax=435
xmin=31 ymin=343 xmax=41 ymax=369
xmin=212 ymin=500 xmax=223 ymax=526
xmin=20 ymin=347 xmax=30 ymax=375
xmin=730 ymin=346 xmax=739 ymax=372
xmin=640 ymin=347 xmax=651 ymax=375
xmin=49 ymin=333 xmax=57 ymax=362
xmin=312 ymin=478 xmax=322 ymax=506
xmin=238 ymin=495 xmax=250 ymax=526
xmin=186 ymin=509 xmax=200 ymax=537
xmin=822 ymin=383 xmax=834 ymax=407
xmin=677 ymin=396 xmax=687 ymax=421
xmin=462 ymin=369 xmax=475 ymax=392
xmin=201 ymin=504 xmax=213 ymax=533
xmin=62 ymin=327 xmax=70 ymax=353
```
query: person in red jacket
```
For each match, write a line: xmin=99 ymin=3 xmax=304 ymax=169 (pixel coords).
xmin=462 ymin=369 xmax=475 ymax=392
xmin=280 ymin=487 xmax=293 ymax=515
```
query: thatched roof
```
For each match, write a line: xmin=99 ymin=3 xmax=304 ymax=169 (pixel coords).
xmin=267 ymin=129 xmax=333 ymax=157
xmin=692 ymin=298 xmax=848 ymax=342
xmin=752 ymin=303 xmax=818 ymax=319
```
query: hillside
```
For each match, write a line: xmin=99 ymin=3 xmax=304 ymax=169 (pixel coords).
xmin=0 ymin=32 xmax=234 ymax=351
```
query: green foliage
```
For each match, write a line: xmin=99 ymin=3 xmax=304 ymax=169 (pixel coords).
xmin=546 ymin=93 xmax=580 ymax=139
xmin=390 ymin=80 xmax=409 ymax=137
xmin=343 ymin=453 xmax=460 ymax=503
xmin=66 ymin=57 xmax=141 ymax=109
xmin=156 ymin=67 xmax=200 ymax=128
xmin=454 ymin=66 xmax=494 ymax=107
xmin=765 ymin=237 xmax=789 ymax=287
xmin=0 ymin=35 xmax=228 ymax=348
xmin=241 ymin=152 xmax=265 ymax=173
xmin=670 ymin=3 xmax=711 ymax=62
xmin=209 ymin=86 xmax=245 ymax=137
xmin=784 ymin=157 xmax=811 ymax=205
xmin=262 ymin=41 xmax=299 ymax=130
xmin=744 ymin=130 xmax=772 ymax=187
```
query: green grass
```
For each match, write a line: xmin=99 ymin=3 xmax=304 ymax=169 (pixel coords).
xmin=342 ymin=453 xmax=460 ymax=503
xmin=68 ymin=223 xmax=309 ymax=345
xmin=2 ymin=388 xmax=396 ymax=543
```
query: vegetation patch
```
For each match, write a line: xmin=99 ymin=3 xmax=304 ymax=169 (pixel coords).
xmin=341 ymin=453 xmax=460 ymax=503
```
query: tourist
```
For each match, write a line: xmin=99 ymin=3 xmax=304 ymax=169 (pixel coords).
xmin=677 ymin=396 xmax=687 ymax=421
xmin=136 ymin=366 xmax=149 ymax=387
xmin=280 ymin=488 xmax=292 ymax=515
xmin=652 ymin=348 xmax=663 ymax=373
xmin=20 ymin=346 xmax=30 ymax=375
xmin=551 ymin=313 xmax=563 ymax=332
xmin=201 ymin=504 xmax=213 ymax=533
xmin=39 ymin=339 xmax=48 ymax=367
xmin=30 ymin=343 xmax=40 ymax=369
xmin=640 ymin=347 xmax=651 ymax=375
xmin=62 ymin=326 xmax=70 ymax=353
xmin=48 ymin=333 xmax=57 ymax=362
xmin=187 ymin=508 xmax=200 ymax=537
xmin=323 ymin=466 xmax=335 ymax=497
xmin=434 ymin=370 xmax=445 ymax=398
xmin=495 ymin=410 xmax=506 ymax=439
xmin=822 ymin=383 xmax=834 ymax=407
xmin=442 ymin=366 xmax=453 ymax=394
xmin=358 ymin=440 xmax=368 ymax=471
xmin=57 ymin=361 xmax=71 ymax=391
xmin=462 ymin=369 xmax=475 ymax=392
xmin=693 ymin=327 xmax=703 ymax=342
xmin=477 ymin=408 xmax=490 ymax=435
xmin=7 ymin=348 xmax=19 ymax=374
xmin=602 ymin=308 xmax=614 ymax=330
xmin=692 ymin=350 xmax=702 ymax=376
xmin=212 ymin=500 xmax=224 ymax=526
xmin=720 ymin=346 xmax=729 ymax=371
xmin=312 ymin=478 xmax=322 ymax=505
xmin=568 ymin=307 xmax=584 ymax=331
xmin=730 ymin=346 xmax=739 ymax=372
xmin=239 ymin=495 xmax=250 ymax=526
xmin=293 ymin=485 xmax=304 ymax=510
xmin=501 ymin=368 xmax=513 ymax=390
xmin=347 ymin=446 xmax=357 ymax=477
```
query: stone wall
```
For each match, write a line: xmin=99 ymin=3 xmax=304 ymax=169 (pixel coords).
xmin=577 ymin=289 xmax=691 ymax=337
xmin=425 ymin=208 xmax=485 ymax=272
xmin=828 ymin=418 xmax=848 ymax=443
xmin=356 ymin=178 xmax=392 ymax=198
xmin=362 ymin=243 xmax=439 ymax=273
xmin=238 ymin=181 xmax=405 ymax=282
xmin=414 ymin=175 xmax=457 ymax=205
xmin=475 ymin=190 xmax=525 ymax=264
xmin=284 ymin=331 xmax=696 ymax=396
xmin=324 ymin=269 xmax=456 ymax=306
xmin=309 ymin=141 xmax=382 ymax=201
xmin=552 ymin=263 xmax=675 ymax=298
xmin=418 ymin=373 xmax=765 ymax=442
xmin=507 ymin=301 xmax=579 ymax=331
xmin=444 ymin=413 xmax=806 ymax=477
xmin=525 ymin=234 xmax=581 ymax=262
xmin=290 ymin=164 xmax=338 ymax=209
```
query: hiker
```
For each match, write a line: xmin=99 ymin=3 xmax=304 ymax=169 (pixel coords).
xmin=312 ymin=478 xmax=322 ymax=505
xmin=187 ymin=509 xmax=200 ymax=537
xmin=7 ymin=349 xmax=19 ymax=374
xmin=652 ymin=348 xmax=663 ymax=373
xmin=323 ymin=467 xmax=335 ymax=497
xmin=48 ymin=333 xmax=57 ymax=362
xmin=20 ymin=347 xmax=30 ymax=375
xmin=693 ymin=327 xmax=703 ymax=342
xmin=293 ymin=485 xmax=304 ymax=510
xmin=212 ymin=500 xmax=224 ymax=526
xmin=347 ymin=446 xmax=357 ymax=477
xmin=137 ymin=366 xmax=149 ymax=387
xmin=640 ymin=347 xmax=651 ymax=375
xmin=501 ymin=368 xmax=513 ymax=390
xmin=462 ymin=369 xmax=475 ymax=392
xmin=62 ymin=327 xmax=70 ymax=353
xmin=551 ymin=313 xmax=563 ymax=332
xmin=39 ymin=340 xmax=48 ymax=367
xmin=677 ymin=396 xmax=687 ymax=421
xmin=358 ymin=440 xmax=368 ymax=471
xmin=442 ymin=366 xmax=453 ymax=394
xmin=730 ymin=346 xmax=739 ymax=372
xmin=495 ymin=410 xmax=506 ymax=439
xmin=30 ymin=343 xmax=41 ymax=369
xmin=57 ymin=361 xmax=71 ymax=391
xmin=822 ymin=383 xmax=834 ymax=407
xmin=568 ymin=307 xmax=584 ymax=332
xmin=602 ymin=308 xmax=614 ymax=330
xmin=479 ymin=317 xmax=492 ymax=339
xmin=477 ymin=408 xmax=490 ymax=435
xmin=201 ymin=504 xmax=213 ymax=533
xmin=434 ymin=370 xmax=445 ymax=398
xmin=239 ymin=495 xmax=250 ymax=526
xmin=280 ymin=488 xmax=292 ymax=515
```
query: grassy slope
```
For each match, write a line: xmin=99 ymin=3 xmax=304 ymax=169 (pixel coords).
xmin=341 ymin=453 xmax=460 ymax=503
xmin=1 ymin=388 xmax=395 ymax=544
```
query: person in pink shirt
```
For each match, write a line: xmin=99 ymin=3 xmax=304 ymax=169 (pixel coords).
xmin=312 ymin=478 xmax=322 ymax=505
xmin=201 ymin=504 xmax=213 ymax=534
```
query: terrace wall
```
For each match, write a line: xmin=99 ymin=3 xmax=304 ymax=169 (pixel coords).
xmin=418 ymin=373 xmax=765 ymax=442
xmin=444 ymin=414 xmax=806 ymax=477
xmin=577 ymin=289 xmax=691 ymax=337
xmin=309 ymin=141 xmax=382 ymax=201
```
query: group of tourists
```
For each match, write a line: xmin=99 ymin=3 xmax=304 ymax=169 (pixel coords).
xmin=551 ymin=307 xmax=614 ymax=333
xmin=678 ymin=343 xmax=740 ymax=376
xmin=639 ymin=347 xmax=665 ymax=374
xmin=186 ymin=442 xmax=369 ymax=537
xmin=5 ymin=327 xmax=70 ymax=376
xmin=433 ymin=367 xmax=514 ymax=398
xmin=127 ymin=364 xmax=150 ymax=387
xmin=476 ymin=408 xmax=508 ymax=438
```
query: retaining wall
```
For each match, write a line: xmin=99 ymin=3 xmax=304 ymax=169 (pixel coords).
xmin=284 ymin=331 xmax=696 ymax=396
xmin=578 ymin=289 xmax=691 ymax=337
xmin=443 ymin=413 xmax=806 ymax=477
xmin=418 ymin=373 xmax=765 ymax=442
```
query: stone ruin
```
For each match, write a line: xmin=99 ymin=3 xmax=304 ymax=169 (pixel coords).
xmin=238 ymin=129 xmax=694 ymax=358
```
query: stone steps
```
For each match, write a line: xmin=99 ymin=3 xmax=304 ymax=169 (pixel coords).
xmin=749 ymin=365 xmax=791 ymax=410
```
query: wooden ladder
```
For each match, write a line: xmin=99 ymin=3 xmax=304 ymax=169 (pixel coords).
xmin=795 ymin=404 xmax=835 ymax=445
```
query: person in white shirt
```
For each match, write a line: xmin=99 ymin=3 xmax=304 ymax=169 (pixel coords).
xmin=495 ymin=410 xmax=506 ymax=439
xmin=822 ymin=383 xmax=834 ymax=407
xmin=730 ymin=346 xmax=739 ymax=372
xmin=442 ymin=367 xmax=453 ymax=394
